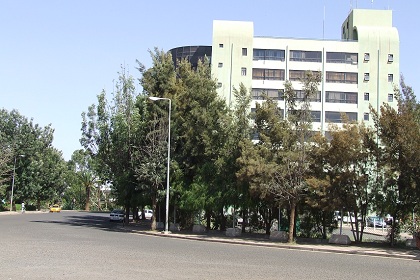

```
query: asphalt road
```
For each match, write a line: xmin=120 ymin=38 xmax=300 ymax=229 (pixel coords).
xmin=0 ymin=211 xmax=418 ymax=279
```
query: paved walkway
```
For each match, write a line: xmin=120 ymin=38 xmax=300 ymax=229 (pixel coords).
xmin=123 ymin=223 xmax=420 ymax=261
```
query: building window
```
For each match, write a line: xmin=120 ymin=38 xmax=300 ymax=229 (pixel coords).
xmin=364 ymin=53 xmax=370 ymax=61
xmin=253 ymin=49 xmax=285 ymax=61
xmin=252 ymin=68 xmax=285 ymax=80
xmin=241 ymin=67 xmax=247 ymax=76
xmin=289 ymin=70 xmax=306 ymax=81
xmin=252 ymin=88 xmax=284 ymax=100
xmin=326 ymin=72 xmax=358 ymax=84
xmin=364 ymin=113 xmax=369 ymax=121
xmin=388 ymin=93 xmax=394 ymax=102
xmin=242 ymin=48 xmax=247 ymax=56
xmin=218 ymin=62 xmax=223 ymax=68
xmin=388 ymin=54 xmax=394 ymax=62
xmin=290 ymin=50 xmax=322 ymax=62
xmin=326 ymin=52 xmax=358 ymax=64
xmin=388 ymin=74 xmax=394 ymax=82
xmin=325 ymin=111 xmax=358 ymax=123
xmin=326 ymin=91 xmax=358 ymax=104
xmin=289 ymin=70 xmax=321 ymax=82
xmin=294 ymin=90 xmax=321 ymax=102
xmin=364 ymin=92 xmax=370 ymax=101
xmin=311 ymin=111 xmax=321 ymax=122
xmin=219 ymin=44 xmax=224 ymax=48
xmin=364 ymin=73 xmax=370 ymax=81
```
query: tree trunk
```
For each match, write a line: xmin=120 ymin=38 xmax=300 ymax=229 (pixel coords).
xmin=322 ymin=211 xmax=327 ymax=239
xmin=205 ymin=210 xmax=211 ymax=231
xmin=288 ymin=200 xmax=296 ymax=243
xmin=151 ymin=193 xmax=157 ymax=230
xmin=220 ymin=208 xmax=226 ymax=231
xmin=125 ymin=203 xmax=130 ymax=224
xmin=84 ymin=184 xmax=90 ymax=211
xmin=241 ymin=208 xmax=248 ymax=233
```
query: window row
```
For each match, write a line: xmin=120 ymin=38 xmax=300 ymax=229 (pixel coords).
xmin=363 ymin=53 xmax=394 ymax=63
xmin=252 ymin=69 xmax=360 ymax=84
xmin=250 ymin=108 xmax=358 ymax=123
xmin=219 ymin=43 xmax=395 ymax=66
xmin=363 ymin=73 xmax=394 ymax=82
xmin=253 ymin=50 xmax=359 ymax=65
xmin=252 ymin=69 xmax=285 ymax=80
xmin=250 ymin=88 xmax=394 ymax=104
xmin=252 ymin=88 xmax=320 ymax=103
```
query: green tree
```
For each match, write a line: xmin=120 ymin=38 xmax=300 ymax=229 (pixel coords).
xmin=137 ymin=48 xmax=177 ymax=229
xmin=237 ymin=71 xmax=320 ymax=242
xmin=371 ymin=76 xmax=420 ymax=244
xmin=0 ymin=109 xmax=63 ymax=210
xmin=172 ymin=58 xmax=231 ymax=229
xmin=326 ymin=119 xmax=377 ymax=242
xmin=68 ymin=149 xmax=98 ymax=210
xmin=81 ymin=66 xmax=143 ymax=221
xmin=0 ymin=134 xmax=13 ymax=186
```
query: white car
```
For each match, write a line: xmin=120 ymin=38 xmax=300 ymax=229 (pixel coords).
xmin=139 ymin=209 xmax=153 ymax=219
xmin=110 ymin=209 xmax=124 ymax=222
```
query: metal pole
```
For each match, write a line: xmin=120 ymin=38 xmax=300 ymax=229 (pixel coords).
xmin=10 ymin=156 xmax=16 ymax=211
xmin=164 ymin=99 xmax=171 ymax=234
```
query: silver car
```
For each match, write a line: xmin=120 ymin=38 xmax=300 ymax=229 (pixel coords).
xmin=110 ymin=209 xmax=125 ymax=222
xmin=367 ymin=216 xmax=386 ymax=227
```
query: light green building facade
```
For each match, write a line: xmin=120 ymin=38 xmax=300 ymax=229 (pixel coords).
xmin=211 ymin=9 xmax=399 ymax=132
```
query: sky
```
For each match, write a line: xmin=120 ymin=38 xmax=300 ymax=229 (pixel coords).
xmin=1 ymin=0 xmax=419 ymax=161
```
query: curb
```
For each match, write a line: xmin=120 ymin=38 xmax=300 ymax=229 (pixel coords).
xmin=125 ymin=228 xmax=419 ymax=261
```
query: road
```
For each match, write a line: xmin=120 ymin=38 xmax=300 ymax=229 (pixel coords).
xmin=0 ymin=211 xmax=418 ymax=279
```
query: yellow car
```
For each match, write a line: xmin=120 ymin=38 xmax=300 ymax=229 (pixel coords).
xmin=49 ymin=204 xmax=61 ymax=213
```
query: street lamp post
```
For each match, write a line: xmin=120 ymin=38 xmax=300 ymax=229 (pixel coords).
xmin=10 ymin=155 xmax=24 ymax=212
xmin=149 ymin=96 xmax=171 ymax=234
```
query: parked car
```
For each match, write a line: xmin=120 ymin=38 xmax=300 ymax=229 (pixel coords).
xmin=110 ymin=209 xmax=125 ymax=222
xmin=139 ymin=209 xmax=153 ymax=219
xmin=49 ymin=204 xmax=61 ymax=213
xmin=367 ymin=216 xmax=386 ymax=227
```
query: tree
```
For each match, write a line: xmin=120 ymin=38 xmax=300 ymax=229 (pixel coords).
xmin=305 ymin=132 xmax=334 ymax=239
xmin=269 ymin=71 xmax=321 ymax=243
xmin=326 ymin=119 xmax=377 ymax=242
xmin=0 ymin=134 xmax=13 ymax=186
xmin=172 ymin=57 xmax=231 ymax=229
xmin=0 ymin=108 xmax=63 ymax=209
xmin=68 ymin=149 xmax=98 ymax=211
xmin=81 ymin=66 xmax=144 ymax=221
xmin=237 ymin=71 xmax=321 ymax=242
xmin=137 ymin=48 xmax=177 ymax=229
xmin=371 ymin=76 xmax=420 ymax=244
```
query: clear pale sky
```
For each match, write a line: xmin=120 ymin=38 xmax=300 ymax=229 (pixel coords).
xmin=1 ymin=0 xmax=419 ymax=161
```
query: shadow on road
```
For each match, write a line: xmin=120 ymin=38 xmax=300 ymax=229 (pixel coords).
xmin=30 ymin=212 xmax=152 ymax=233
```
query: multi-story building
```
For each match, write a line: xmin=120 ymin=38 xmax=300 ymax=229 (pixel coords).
xmin=171 ymin=9 xmax=399 ymax=133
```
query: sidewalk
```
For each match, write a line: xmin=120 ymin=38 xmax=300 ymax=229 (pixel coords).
xmin=124 ymin=222 xmax=419 ymax=261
